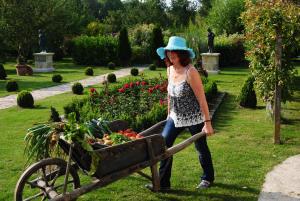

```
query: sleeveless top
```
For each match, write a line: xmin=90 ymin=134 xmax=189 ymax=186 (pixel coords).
xmin=167 ymin=65 xmax=203 ymax=127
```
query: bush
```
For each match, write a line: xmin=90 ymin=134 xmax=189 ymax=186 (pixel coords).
xmin=0 ymin=64 xmax=7 ymax=80
xmin=71 ymin=35 xmax=118 ymax=65
xmin=108 ymin=62 xmax=116 ymax=70
xmin=107 ymin=73 xmax=116 ymax=83
xmin=238 ymin=76 xmax=257 ymax=108
xmin=149 ymin=64 xmax=157 ymax=71
xmin=214 ymin=34 xmax=245 ymax=67
xmin=6 ymin=80 xmax=19 ymax=92
xmin=150 ymin=26 xmax=164 ymax=62
xmin=131 ymin=68 xmax=139 ymax=76
xmin=52 ymin=74 xmax=63 ymax=83
xmin=17 ymin=90 xmax=34 ymax=108
xmin=49 ymin=106 xmax=61 ymax=122
xmin=131 ymin=46 xmax=151 ymax=64
xmin=85 ymin=67 xmax=94 ymax=76
xmin=72 ymin=82 xmax=84 ymax=95
xmin=204 ymin=80 xmax=218 ymax=101
xmin=64 ymin=99 xmax=86 ymax=121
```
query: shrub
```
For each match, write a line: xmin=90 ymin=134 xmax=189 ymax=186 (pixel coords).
xmin=131 ymin=68 xmax=139 ymax=76
xmin=49 ymin=106 xmax=61 ymax=122
xmin=204 ymin=80 xmax=218 ymax=101
xmin=17 ymin=90 xmax=34 ymax=108
xmin=0 ymin=64 xmax=7 ymax=80
xmin=52 ymin=74 xmax=63 ymax=83
xmin=107 ymin=73 xmax=116 ymax=83
xmin=131 ymin=46 xmax=151 ymax=64
xmin=150 ymin=26 xmax=164 ymax=62
xmin=72 ymin=82 xmax=84 ymax=95
xmin=238 ymin=76 xmax=257 ymax=108
xmin=214 ymin=34 xmax=245 ymax=67
xmin=85 ymin=67 xmax=94 ymax=76
xmin=118 ymin=27 xmax=132 ymax=65
xmin=71 ymin=35 xmax=118 ymax=65
xmin=6 ymin=80 xmax=19 ymax=92
xmin=108 ymin=62 xmax=116 ymax=70
xmin=149 ymin=64 xmax=157 ymax=71
xmin=64 ymin=99 xmax=86 ymax=121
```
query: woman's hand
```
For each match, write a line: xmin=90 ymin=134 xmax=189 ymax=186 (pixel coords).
xmin=202 ymin=122 xmax=214 ymax=136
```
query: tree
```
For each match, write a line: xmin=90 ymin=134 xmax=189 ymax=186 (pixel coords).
xmin=0 ymin=0 xmax=90 ymax=61
xmin=198 ymin=0 xmax=212 ymax=17
xmin=150 ymin=26 xmax=165 ymax=64
xmin=169 ymin=0 xmax=197 ymax=27
xmin=98 ymin=0 xmax=123 ymax=20
xmin=207 ymin=0 xmax=245 ymax=35
xmin=242 ymin=0 xmax=300 ymax=144
xmin=118 ymin=27 xmax=132 ymax=65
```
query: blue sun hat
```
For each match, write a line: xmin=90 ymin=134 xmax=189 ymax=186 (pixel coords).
xmin=156 ymin=36 xmax=195 ymax=60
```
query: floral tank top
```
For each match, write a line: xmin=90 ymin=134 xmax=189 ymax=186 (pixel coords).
xmin=167 ymin=65 xmax=203 ymax=127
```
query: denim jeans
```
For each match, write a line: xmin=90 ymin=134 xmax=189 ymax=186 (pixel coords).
xmin=159 ymin=117 xmax=214 ymax=187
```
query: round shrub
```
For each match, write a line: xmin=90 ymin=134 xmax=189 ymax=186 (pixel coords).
xmin=0 ymin=63 xmax=7 ymax=80
xmin=238 ymin=76 xmax=257 ymax=108
xmin=85 ymin=67 xmax=94 ymax=76
xmin=52 ymin=74 xmax=63 ymax=83
xmin=149 ymin=64 xmax=157 ymax=71
xmin=6 ymin=80 xmax=19 ymax=92
xmin=107 ymin=73 xmax=116 ymax=83
xmin=108 ymin=62 xmax=116 ymax=70
xmin=17 ymin=90 xmax=34 ymax=108
xmin=131 ymin=68 xmax=139 ymax=76
xmin=72 ymin=82 xmax=84 ymax=95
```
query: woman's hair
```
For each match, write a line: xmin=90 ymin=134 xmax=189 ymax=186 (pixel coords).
xmin=165 ymin=50 xmax=191 ymax=67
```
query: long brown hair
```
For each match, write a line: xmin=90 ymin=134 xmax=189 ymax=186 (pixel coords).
xmin=165 ymin=50 xmax=191 ymax=67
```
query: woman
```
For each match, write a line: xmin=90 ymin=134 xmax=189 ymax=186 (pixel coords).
xmin=147 ymin=36 xmax=214 ymax=191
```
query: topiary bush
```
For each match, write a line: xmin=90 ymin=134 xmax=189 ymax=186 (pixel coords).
xmin=52 ymin=74 xmax=63 ymax=83
xmin=130 ymin=68 xmax=139 ymax=76
xmin=49 ymin=106 xmax=61 ymax=122
xmin=204 ymin=80 xmax=218 ymax=101
xmin=85 ymin=67 xmax=94 ymax=76
xmin=238 ymin=76 xmax=257 ymax=108
xmin=72 ymin=82 xmax=84 ymax=95
xmin=0 ymin=63 xmax=7 ymax=80
xmin=149 ymin=64 xmax=157 ymax=71
xmin=17 ymin=90 xmax=34 ymax=108
xmin=118 ymin=27 xmax=132 ymax=65
xmin=107 ymin=73 xmax=117 ymax=83
xmin=6 ymin=80 xmax=19 ymax=92
xmin=108 ymin=62 xmax=116 ymax=70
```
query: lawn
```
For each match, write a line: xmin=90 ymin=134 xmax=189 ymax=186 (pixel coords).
xmin=0 ymin=58 xmax=120 ymax=97
xmin=0 ymin=66 xmax=299 ymax=201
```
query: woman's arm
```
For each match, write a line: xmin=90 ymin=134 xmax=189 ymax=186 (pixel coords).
xmin=187 ymin=66 xmax=214 ymax=135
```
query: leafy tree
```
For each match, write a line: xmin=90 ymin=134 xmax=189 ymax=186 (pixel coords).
xmin=118 ymin=27 xmax=132 ymax=65
xmin=98 ymin=0 xmax=123 ymax=20
xmin=169 ymin=0 xmax=197 ymax=27
xmin=242 ymin=0 xmax=300 ymax=143
xmin=198 ymin=0 xmax=212 ymax=17
xmin=207 ymin=0 xmax=245 ymax=35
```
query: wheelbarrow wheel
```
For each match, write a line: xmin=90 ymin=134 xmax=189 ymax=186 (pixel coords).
xmin=15 ymin=158 xmax=80 ymax=201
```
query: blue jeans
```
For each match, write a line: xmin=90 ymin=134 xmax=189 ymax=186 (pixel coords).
xmin=159 ymin=117 xmax=214 ymax=187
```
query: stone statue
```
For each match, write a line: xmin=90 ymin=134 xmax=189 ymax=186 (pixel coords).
xmin=207 ymin=28 xmax=215 ymax=53
xmin=38 ymin=29 xmax=46 ymax=52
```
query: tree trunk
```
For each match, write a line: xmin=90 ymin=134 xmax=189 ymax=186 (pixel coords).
xmin=274 ymin=25 xmax=282 ymax=144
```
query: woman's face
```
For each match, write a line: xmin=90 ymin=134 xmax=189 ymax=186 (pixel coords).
xmin=166 ymin=51 xmax=180 ymax=65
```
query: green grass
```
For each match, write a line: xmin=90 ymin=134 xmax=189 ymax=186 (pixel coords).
xmin=0 ymin=66 xmax=299 ymax=201
xmin=0 ymin=58 xmax=119 ymax=97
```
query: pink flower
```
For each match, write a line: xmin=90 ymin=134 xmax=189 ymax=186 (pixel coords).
xmin=155 ymin=84 xmax=160 ymax=90
xmin=141 ymin=81 xmax=147 ymax=86
xmin=129 ymin=82 xmax=135 ymax=88
xmin=136 ymin=81 xmax=140 ymax=86
xmin=118 ymin=88 xmax=125 ymax=93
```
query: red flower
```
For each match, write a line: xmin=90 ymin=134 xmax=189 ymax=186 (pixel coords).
xmin=155 ymin=84 xmax=160 ymax=89
xmin=141 ymin=81 xmax=147 ymax=86
xmin=136 ymin=81 xmax=140 ymax=86
xmin=148 ymin=87 xmax=154 ymax=93
xmin=123 ymin=83 xmax=130 ymax=89
xmin=118 ymin=88 xmax=125 ymax=93
xmin=129 ymin=82 xmax=135 ymax=88
xmin=90 ymin=88 xmax=96 ymax=93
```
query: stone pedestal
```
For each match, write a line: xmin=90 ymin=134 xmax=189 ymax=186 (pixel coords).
xmin=201 ymin=53 xmax=220 ymax=74
xmin=33 ymin=52 xmax=55 ymax=72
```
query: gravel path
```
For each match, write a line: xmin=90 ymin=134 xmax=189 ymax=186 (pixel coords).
xmin=258 ymin=154 xmax=300 ymax=201
xmin=0 ymin=67 xmax=147 ymax=110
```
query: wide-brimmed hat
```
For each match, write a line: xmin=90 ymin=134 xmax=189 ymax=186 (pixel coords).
xmin=156 ymin=36 xmax=195 ymax=60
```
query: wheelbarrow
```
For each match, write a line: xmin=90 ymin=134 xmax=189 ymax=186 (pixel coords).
xmin=14 ymin=120 xmax=206 ymax=201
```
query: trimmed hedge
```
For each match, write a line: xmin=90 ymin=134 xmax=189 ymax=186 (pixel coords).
xmin=149 ymin=64 xmax=157 ymax=71
xmin=108 ymin=62 xmax=116 ymax=70
xmin=131 ymin=68 xmax=139 ymax=76
xmin=17 ymin=90 xmax=34 ymax=108
xmin=85 ymin=67 xmax=94 ymax=76
xmin=72 ymin=82 xmax=84 ymax=95
xmin=238 ymin=76 xmax=257 ymax=108
xmin=6 ymin=80 xmax=18 ymax=92
xmin=107 ymin=73 xmax=116 ymax=83
xmin=71 ymin=35 xmax=118 ymax=65
xmin=204 ymin=80 xmax=218 ymax=101
xmin=52 ymin=74 xmax=63 ymax=83
xmin=131 ymin=46 xmax=151 ymax=64
xmin=214 ymin=34 xmax=245 ymax=67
